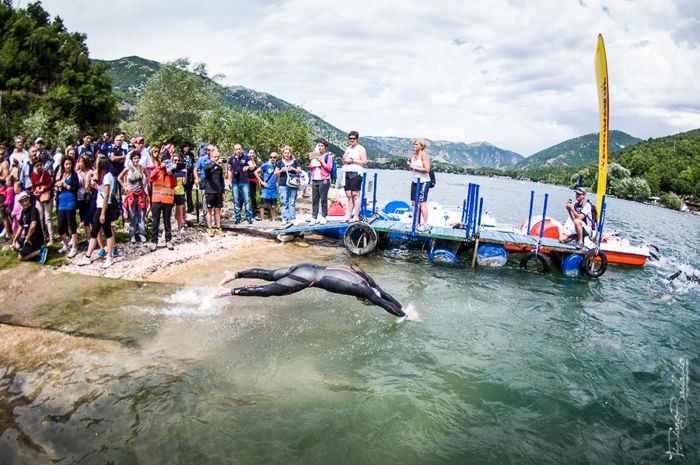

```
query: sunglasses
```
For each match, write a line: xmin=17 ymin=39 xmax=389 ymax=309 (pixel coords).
xmin=348 ymin=137 xmax=357 ymax=140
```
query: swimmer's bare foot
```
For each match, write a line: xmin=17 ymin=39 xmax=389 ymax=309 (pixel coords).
xmin=218 ymin=270 xmax=238 ymax=286
xmin=215 ymin=285 xmax=232 ymax=298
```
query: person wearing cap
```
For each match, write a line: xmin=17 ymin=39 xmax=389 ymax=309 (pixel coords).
xmin=12 ymin=191 xmax=46 ymax=263
xmin=34 ymin=137 xmax=52 ymax=169
xmin=559 ymin=188 xmax=596 ymax=247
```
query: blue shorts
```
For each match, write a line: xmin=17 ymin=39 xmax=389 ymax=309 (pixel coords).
xmin=411 ymin=181 xmax=429 ymax=203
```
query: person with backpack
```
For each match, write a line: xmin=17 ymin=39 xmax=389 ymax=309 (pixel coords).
xmin=254 ymin=152 xmax=278 ymax=221
xmin=559 ymin=188 xmax=597 ymax=248
xmin=309 ymin=139 xmax=333 ymax=224
xmin=407 ymin=138 xmax=431 ymax=231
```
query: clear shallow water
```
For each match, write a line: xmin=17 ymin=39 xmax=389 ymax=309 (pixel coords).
xmin=1 ymin=171 xmax=698 ymax=464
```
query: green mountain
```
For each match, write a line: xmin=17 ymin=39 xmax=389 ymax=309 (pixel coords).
xmin=517 ymin=130 xmax=641 ymax=170
xmin=96 ymin=56 xmax=523 ymax=166
xmin=612 ymin=128 xmax=700 ymax=196
xmin=95 ymin=56 xmax=394 ymax=158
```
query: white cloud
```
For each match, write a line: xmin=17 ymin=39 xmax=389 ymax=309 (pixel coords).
xmin=41 ymin=0 xmax=700 ymax=155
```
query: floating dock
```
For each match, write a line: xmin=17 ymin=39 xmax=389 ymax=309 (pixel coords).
xmin=215 ymin=175 xmax=608 ymax=278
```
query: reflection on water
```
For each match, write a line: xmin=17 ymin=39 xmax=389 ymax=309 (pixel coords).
xmin=1 ymin=172 xmax=699 ymax=464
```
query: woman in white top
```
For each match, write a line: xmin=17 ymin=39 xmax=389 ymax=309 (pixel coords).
xmin=77 ymin=158 xmax=116 ymax=268
xmin=407 ymin=138 xmax=431 ymax=231
xmin=342 ymin=130 xmax=367 ymax=222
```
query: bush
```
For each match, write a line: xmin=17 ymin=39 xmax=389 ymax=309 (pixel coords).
xmin=661 ymin=192 xmax=683 ymax=210
xmin=611 ymin=177 xmax=651 ymax=201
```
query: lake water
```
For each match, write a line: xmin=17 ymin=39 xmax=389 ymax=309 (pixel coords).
xmin=1 ymin=170 xmax=698 ymax=464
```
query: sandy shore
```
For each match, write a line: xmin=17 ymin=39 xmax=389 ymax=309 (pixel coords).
xmin=14 ymin=188 xmax=351 ymax=282
xmin=58 ymin=227 xmax=268 ymax=281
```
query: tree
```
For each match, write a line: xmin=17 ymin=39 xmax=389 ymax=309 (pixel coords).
xmin=0 ymin=2 xmax=116 ymax=143
xmin=611 ymin=177 xmax=651 ymax=201
xmin=21 ymin=107 xmax=79 ymax=148
xmin=195 ymin=107 xmax=313 ymax=160
xmin=132 ymin=58 xmax=219 ymax=145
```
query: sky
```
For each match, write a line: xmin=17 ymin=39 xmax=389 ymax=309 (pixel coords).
xmin=38 ymin=0 xmax=700 ymax=155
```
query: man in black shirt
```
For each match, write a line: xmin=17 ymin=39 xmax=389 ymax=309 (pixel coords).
xmin=204 ymin=149 xmax=225 ymax=235
xmin=12 ymin=191 xmax=45 ymax=262
xmin=181 ymin=142 xmax=196 ymax=213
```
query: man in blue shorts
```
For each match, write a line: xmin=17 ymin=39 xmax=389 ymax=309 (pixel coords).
xmin=254 ymin=152 xmax=278 ymax=221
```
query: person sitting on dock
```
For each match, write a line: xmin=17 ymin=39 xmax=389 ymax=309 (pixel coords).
xmin=216 ymin=263 xmax=419 ymax=322
xmin=559 ymin=188 xmax=596 ymax=248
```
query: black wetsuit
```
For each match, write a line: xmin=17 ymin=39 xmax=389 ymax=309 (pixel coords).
xmin=230 ymin=263 xmax=406 ymax=317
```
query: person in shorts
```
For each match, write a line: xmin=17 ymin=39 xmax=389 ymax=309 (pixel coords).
xmin=342 ymin=131 xmax=367 ymax=221
xmin=254 ymin=152 xmax=278 ymax=221
xmin=204 ymin=148 xmax=225 ymax=236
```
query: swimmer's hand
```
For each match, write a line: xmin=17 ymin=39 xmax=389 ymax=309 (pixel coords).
xmin=215 ymin=286 xmax=232 ymax=298
xmin=218 ymin=270 xmax=238 ymax=286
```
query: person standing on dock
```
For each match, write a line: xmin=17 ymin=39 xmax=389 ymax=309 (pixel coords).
xmin=559 ymin=188 xmax=596 ymax=248
xmin=309 ymin=139 xmax=333 ymax=224
xmin=342 ymin=131 xmax=367 ymax=222
xmin=254 ymin=152 xmax=278 ymax=221
xmin=408 ymin=138 xmax=431 ymax=231
xmin=275 ymin=146 xmax=302 ymax=225
xmin=226 ymin=144 xmax=255 ymax=224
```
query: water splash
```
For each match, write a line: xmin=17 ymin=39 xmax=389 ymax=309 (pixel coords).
xmin=666 ymin=357 xmax=689 ymax=460
xmin=143 ymin=287 xmax=222 ymax=317
xmin=402 ymin=303 xmax=422 ymax=322
xmin=652 ymin=256 xmax=700 ymax=295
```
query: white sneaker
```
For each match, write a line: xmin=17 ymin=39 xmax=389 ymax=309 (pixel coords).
xmin=309 ymin=218 xmax=317 ymax=225
xmin=102 ymin=256 xmax=113 ymax=269
xmin=139 ymin=235 xmax=147 ymax=243
xmin=130 ymin=236 xmax=136 ymax=244
xmin=319 ymin=216 xmax=328 ymax=224
xmin=77 ymin=255 xmax=91 ymax=266
xmin=58 ymin=244 xmax=69 ymax=254
xmin=67 ymin=248 xmax=78 ymax=259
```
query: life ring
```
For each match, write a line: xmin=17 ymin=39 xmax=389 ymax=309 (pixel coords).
xmin=582 ymin=249 xmax=608 ymax=278
xmin=343 ymin=222 xmax=378 ymax=255
xmin=519 ymin=250 xmax=552 ymax=273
